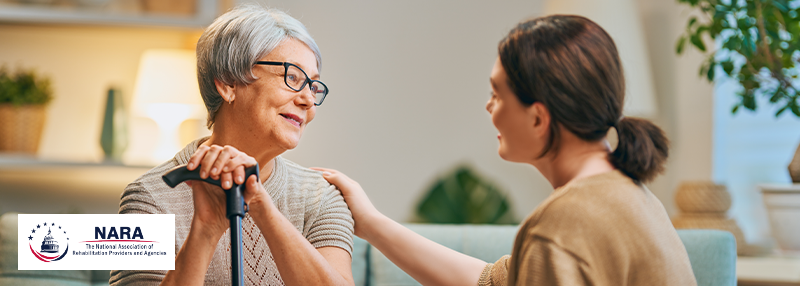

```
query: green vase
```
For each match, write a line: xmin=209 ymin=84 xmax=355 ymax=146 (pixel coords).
xmin=100 ymin=87 xmax=128 ymax=162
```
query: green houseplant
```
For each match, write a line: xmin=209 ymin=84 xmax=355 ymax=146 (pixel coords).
xmin=0 ymin=66 xmax=53 ymax=154
xmin=415 ymin=165 xmax=517 ymax=224
xmin=675 ymin=0 xmax=800 ymax=182
xmin=676 ymin=0 xmax=800 ymax=116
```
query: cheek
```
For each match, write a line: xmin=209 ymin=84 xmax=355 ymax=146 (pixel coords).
xmin=306 ymin=108 xmax=316 ymax=125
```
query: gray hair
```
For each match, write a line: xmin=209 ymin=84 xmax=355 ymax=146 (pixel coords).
xmin=196 ymin=4 xmax=321 ymax=128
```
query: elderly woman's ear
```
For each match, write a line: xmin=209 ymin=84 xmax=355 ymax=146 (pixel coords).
xmin=214 ymin=79 xmax=236 ymax=104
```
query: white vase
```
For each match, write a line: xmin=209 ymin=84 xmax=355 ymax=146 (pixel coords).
xmin=760 ymin=184 xmax=800 ymax=253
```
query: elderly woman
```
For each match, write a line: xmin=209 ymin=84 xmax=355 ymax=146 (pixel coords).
xmin=313 ymin=15 xmax=696 ymax=286
xmin=110 ymin=5 xmax=354 ymax=286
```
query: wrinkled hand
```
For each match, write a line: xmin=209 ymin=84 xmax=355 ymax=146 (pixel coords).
xmin=186 ymin=145 xmax=270 ymax=237
xmin=309 ymin=167 xmax=381 ymax=238
xmin=188 ymin=144 xmax=258 ymax=189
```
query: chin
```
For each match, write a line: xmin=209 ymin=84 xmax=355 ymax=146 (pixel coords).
xmin=498 ymin=147 xmax=527 ymax=163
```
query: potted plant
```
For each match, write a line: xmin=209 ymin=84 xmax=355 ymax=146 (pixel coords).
xmin=675 ymin=0 xmax=800 ymax=254
xmin=675 ymin=0 xmax=800 ymax=180
xmin=0 ymin=66 xmax=53 ymax=154
xmin=415 ymin=165 xmax=517 ymax=224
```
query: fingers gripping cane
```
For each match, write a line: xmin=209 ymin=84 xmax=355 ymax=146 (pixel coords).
xmin=161 ymin=164 xmax=259 ymax=286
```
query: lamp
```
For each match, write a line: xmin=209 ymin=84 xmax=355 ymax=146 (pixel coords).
xmin=545 ymin=0 xmax=658 ymax=117
xmin=131 ymin=49 xmax=206 ymax=164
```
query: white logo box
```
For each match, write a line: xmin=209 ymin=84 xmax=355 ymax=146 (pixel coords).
xmin=18 ymin=214 xmax=175 ymax=270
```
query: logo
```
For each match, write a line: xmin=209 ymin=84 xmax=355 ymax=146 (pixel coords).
xmin=18 ymin=214 xmax=176 ymax=270
xmin=25 ymin=221 xmax=68 ymax=262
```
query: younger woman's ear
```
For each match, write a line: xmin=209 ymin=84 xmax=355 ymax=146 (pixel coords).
xmin=528 ymin=102 xmax=551 ymax=136
xmin=214 ymin=79 xmax=236 ymax=102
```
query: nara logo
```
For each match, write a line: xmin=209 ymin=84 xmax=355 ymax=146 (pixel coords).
xmin=26 ymin=221 xmax=68 ymax=262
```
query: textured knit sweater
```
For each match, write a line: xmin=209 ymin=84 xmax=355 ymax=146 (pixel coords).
xmin=479 ymin=170 xmax=696 ymax=286
xmin=109 ymin=138 xmax=354 ymax=286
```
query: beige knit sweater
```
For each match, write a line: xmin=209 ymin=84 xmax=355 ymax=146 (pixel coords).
xmin=110 ymin=138 xmax=354 ymax=286
xmin=479 ymin=170 xmax=696 ymax=286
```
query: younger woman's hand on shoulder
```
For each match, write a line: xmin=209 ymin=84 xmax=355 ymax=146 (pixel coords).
xmin=309 ymin=167 xmax=382 ymax=239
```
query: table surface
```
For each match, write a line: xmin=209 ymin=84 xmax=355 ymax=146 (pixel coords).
xmin=739 ymin=256 xmax=800 ymax=286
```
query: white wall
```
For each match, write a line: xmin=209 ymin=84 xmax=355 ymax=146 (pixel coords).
xmin=244 ymin=0 xmax=717 ymax=223
xmin=249 ymin=0 xmax=549 ymax=221
xmin=0 ymin=0 xmax=723 ymax=226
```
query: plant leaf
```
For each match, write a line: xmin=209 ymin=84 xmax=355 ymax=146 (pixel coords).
xmin=691 ymin=34 xmax=707 ymax=52
xmin=676 ymin=36 xmax=687 ymax=54
xmin=707 ymin=62 xmax=716 ymax=81
xmin=722 ymin=61 xmax=735 ymax=76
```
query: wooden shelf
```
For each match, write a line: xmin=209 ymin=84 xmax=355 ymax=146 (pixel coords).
xmin=0 ymin=0 xmax=217 ymax=28
xmin=0 ymin=155 xmax=153 ymax=214
xmin=739 ymin=256 xmax=800 ymax=286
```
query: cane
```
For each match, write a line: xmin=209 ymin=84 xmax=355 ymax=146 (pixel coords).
xmin=162 ymin=163 xmax=259 ymax=286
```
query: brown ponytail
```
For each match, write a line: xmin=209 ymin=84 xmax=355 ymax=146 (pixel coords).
xmin=610 ymin=117 xmax=669 ymax=183
xmin=498 ymin=15 xmax=669 ymax=183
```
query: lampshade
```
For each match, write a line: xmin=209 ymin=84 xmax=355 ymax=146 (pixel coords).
xmin=130 ymin=49 xmax=206 ymax=163
xmin=131 ymin=49 xmax=205 ymax=119
xmin=545 ymin=0 xmax=658 ymax=117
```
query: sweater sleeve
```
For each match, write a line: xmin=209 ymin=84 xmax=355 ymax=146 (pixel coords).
xmin=479 ymin=255 xmax=510 ymax=286
xmin=305 ymin=184 xmax=355 ymax=257
xmin=109 ymin=181 xmax=167 ymax=286
xmin=513 ymin=236 xmax=590 ymax=286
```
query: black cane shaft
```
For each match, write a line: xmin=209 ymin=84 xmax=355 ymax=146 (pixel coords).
xmin=230 ymin=215 xmax=244 ymax=286
xmin=161 ymin=163 xmax=258 ymax=286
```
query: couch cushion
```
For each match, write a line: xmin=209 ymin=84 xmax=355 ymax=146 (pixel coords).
xmin=352 ymin=237 xmax=369 ymax=286
xmin=677 ymin=229 xmax=737 ymax=286
xmin=368 ymin=224 xmax=518 ymax=286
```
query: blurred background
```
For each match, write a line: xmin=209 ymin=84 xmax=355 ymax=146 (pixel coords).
xmin=1 ymin=0 xmax=800 ymax=274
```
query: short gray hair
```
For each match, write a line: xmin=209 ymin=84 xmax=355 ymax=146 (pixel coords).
xmin=196 ymin=4 xmax=321 ymax=128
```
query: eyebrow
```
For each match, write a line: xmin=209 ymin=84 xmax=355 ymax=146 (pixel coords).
xmin=285 ymin=60 xmax=320 ymax=79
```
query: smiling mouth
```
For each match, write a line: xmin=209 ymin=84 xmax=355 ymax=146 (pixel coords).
xmin=280 ymin=113 xmax=303 ymax=127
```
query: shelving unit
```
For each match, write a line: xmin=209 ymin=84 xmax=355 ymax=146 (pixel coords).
xmin=0 ymin=0 xmax=218 ymax=28
xmin=0 ymin=155 xmax=152 ymax=214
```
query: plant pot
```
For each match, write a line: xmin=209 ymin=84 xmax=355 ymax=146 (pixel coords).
xmin=0 ymin=104 xmax=46 ymax=154
xmin=760 ymin=184 xmax=800 ymax=253
xmin=789 ymin=143 xmax=800 ymax=183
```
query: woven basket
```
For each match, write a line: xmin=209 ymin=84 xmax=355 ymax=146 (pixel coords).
xmin=0 ymin=104 xmax=46 ymax=154
xmin=672 ymin=181 xmax=746 ymax=254
xmin=675 ymin=181 xmax=731 ymax=213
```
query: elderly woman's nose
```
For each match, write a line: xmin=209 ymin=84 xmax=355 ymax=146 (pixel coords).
xmin=295 ymin=88 xmax=315 ymax=107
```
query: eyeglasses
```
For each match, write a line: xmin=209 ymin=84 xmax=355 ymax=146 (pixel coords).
xmin=255 ymin=61 xmax=328 ymax=106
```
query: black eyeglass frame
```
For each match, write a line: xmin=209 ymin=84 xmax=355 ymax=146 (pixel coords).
xmin=254 ymin=61 xmax=328 ymax=106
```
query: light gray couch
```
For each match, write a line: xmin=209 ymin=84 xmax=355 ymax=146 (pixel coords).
xmin=1 ymin=213 xmax=736 ymax=286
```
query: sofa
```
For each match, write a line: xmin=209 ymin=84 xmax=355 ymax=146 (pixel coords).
xmin=0 ymin=213 xmax=735 ymax=286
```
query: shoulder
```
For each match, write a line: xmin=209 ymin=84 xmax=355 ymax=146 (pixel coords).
xmin=279 ymin=156 xmax=334 ymax=192
xmin=119 ymin=159 xmax=181 ymax=214
xmin=525 ymin=171 xmax=647 ymax=243
xmin=537 ymin=171 xmax=643 ymax=221
xmin=126 ymin=159 xmax=181 ymax=193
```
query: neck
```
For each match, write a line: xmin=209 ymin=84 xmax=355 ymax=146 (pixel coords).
xmin=531 ymin=129 xmax=615 ymax=189
xmin=202 ymin=124 xmax=283 ymax=184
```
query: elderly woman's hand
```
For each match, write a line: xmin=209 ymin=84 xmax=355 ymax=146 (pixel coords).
xmin=185 ymin=145 xmax=261 ymax=235
xmin=187 ymin=144 xmax=258 ymax=189
xmin=186 ymin=144 xmax=275 ymax=228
